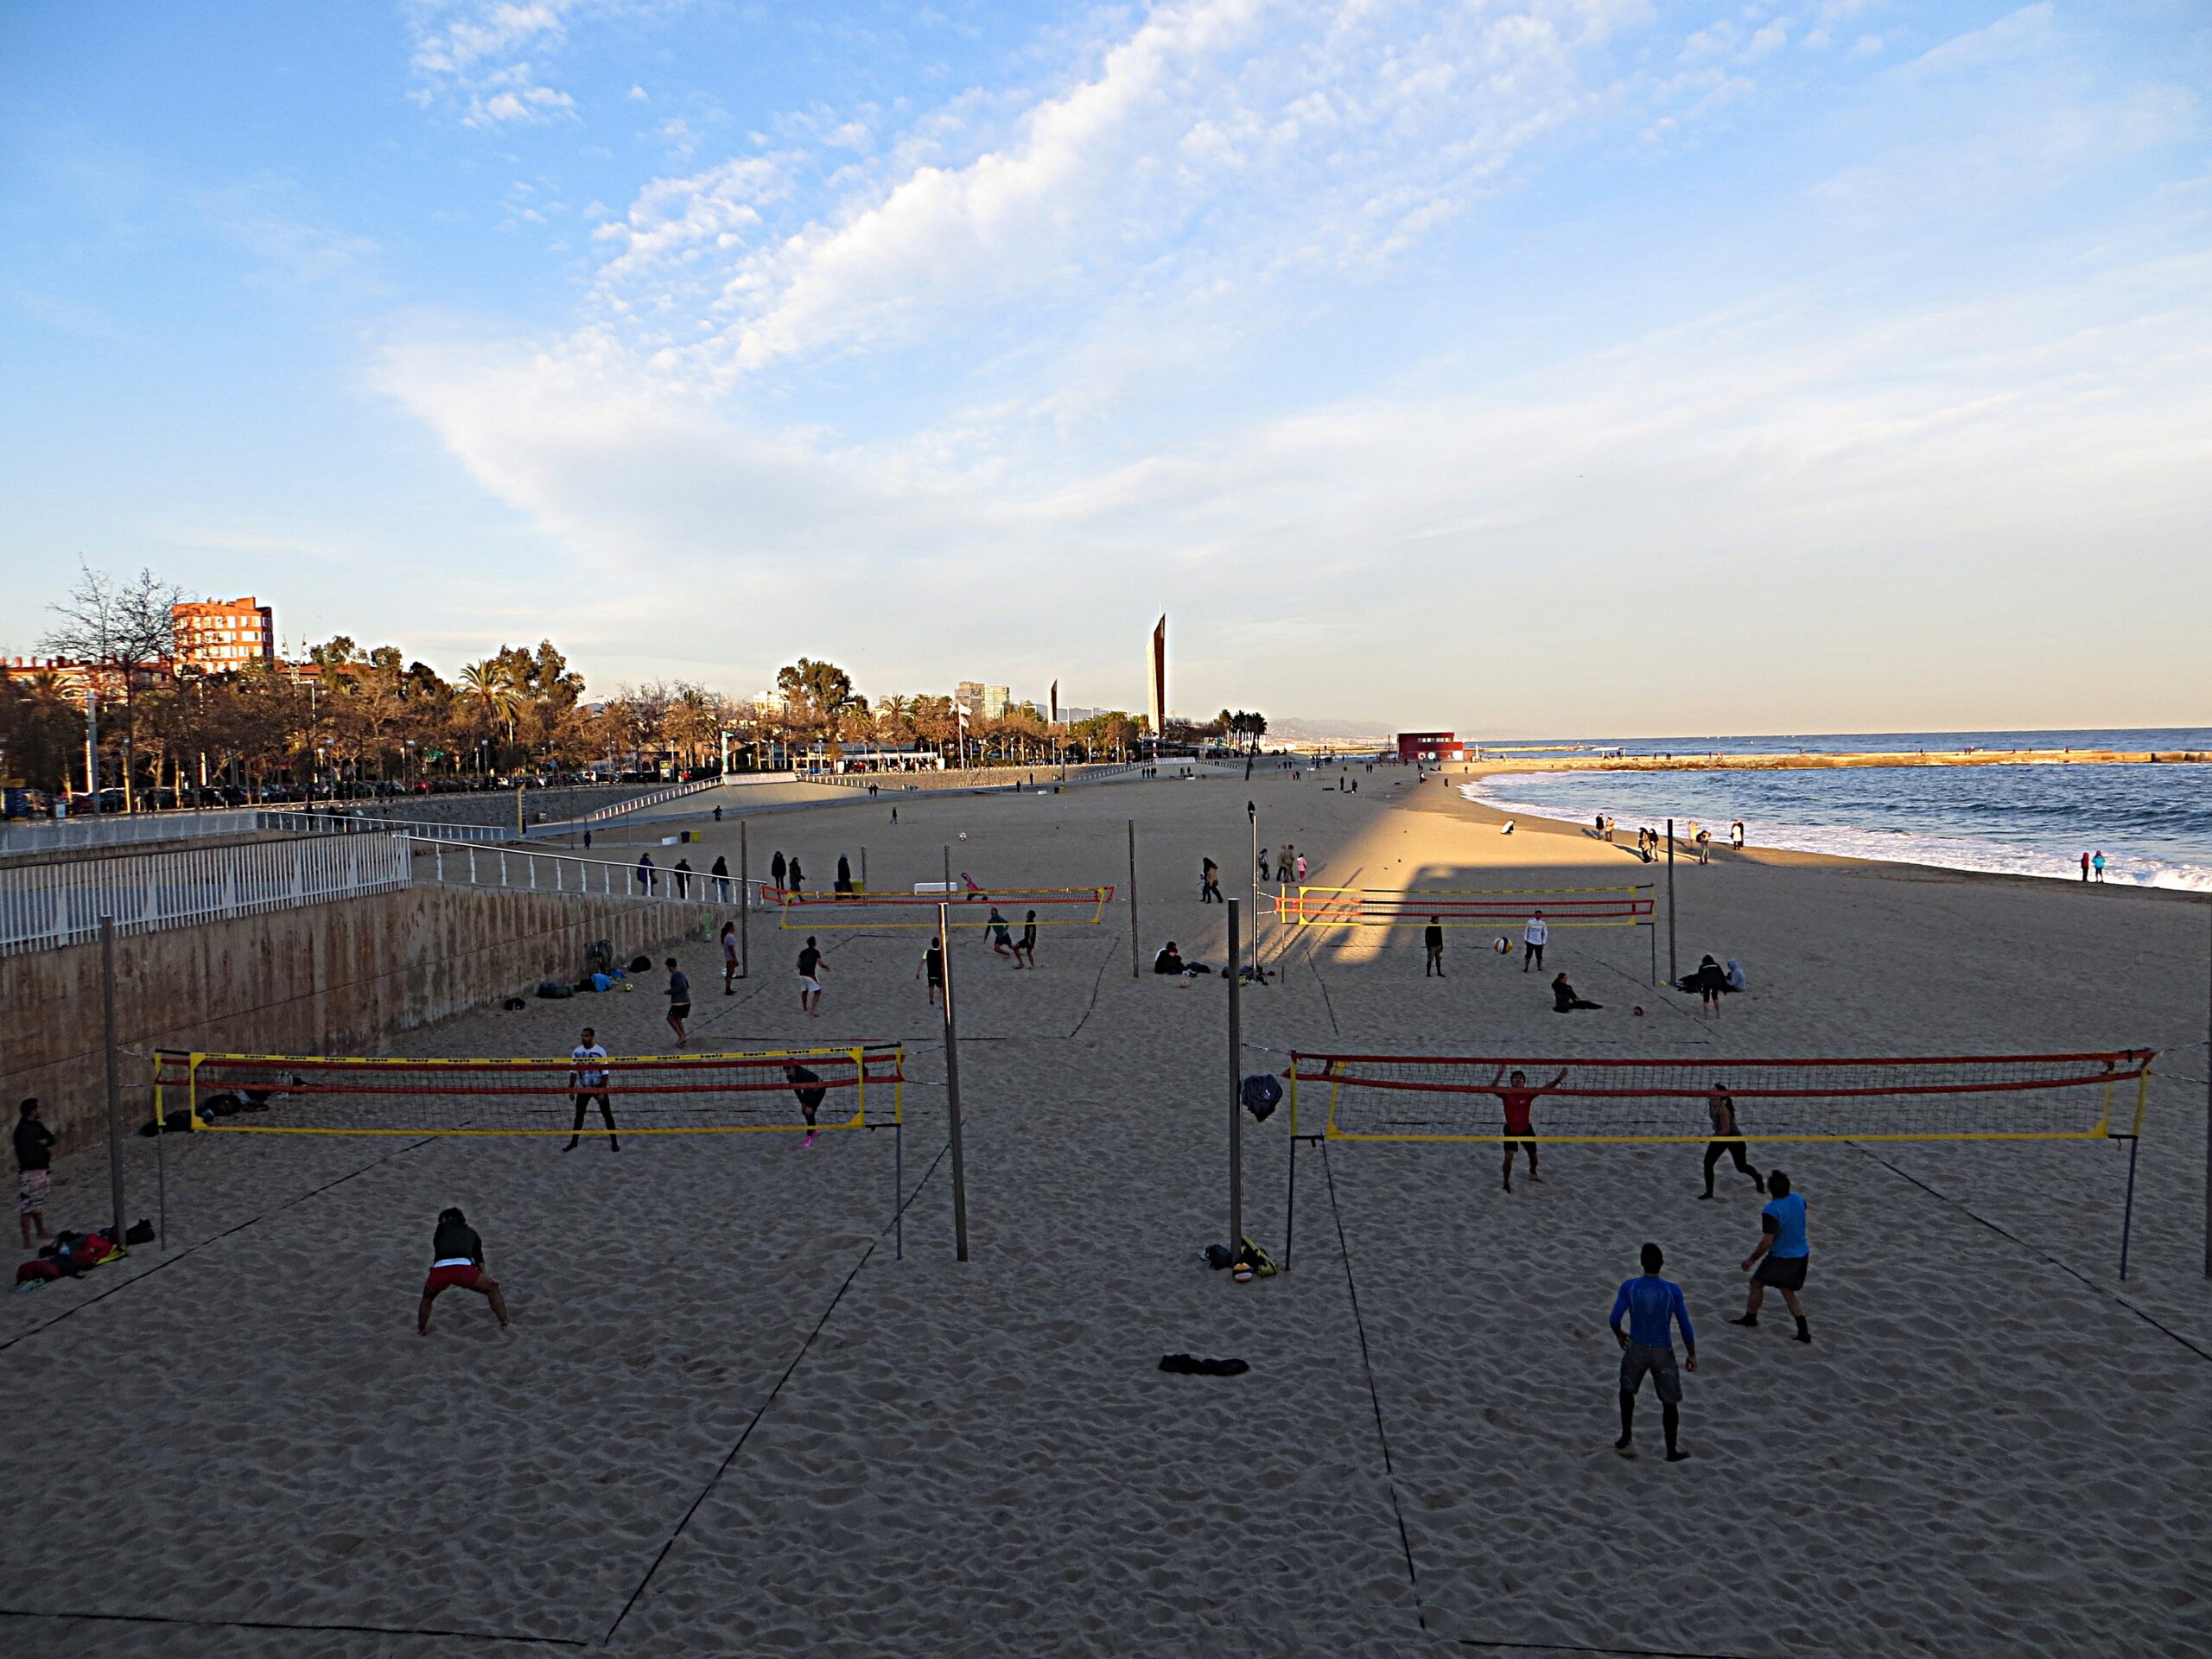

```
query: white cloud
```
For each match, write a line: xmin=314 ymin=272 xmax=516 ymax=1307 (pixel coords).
xmin=409 ymin=0 xmax=668 ymax=126
xmin=575 ymin=0 xmax=1644 ymax=382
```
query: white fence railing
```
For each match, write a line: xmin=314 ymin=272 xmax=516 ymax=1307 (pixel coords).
xmin=530 ymin=778 xmax=727 ymax=834
xmin=0 ymin=809 xmax=285 ymax=856
xmin=271 ymin=810 xmax=512 ymax=845
xmin=411 ymin=838 xmax=760 ymax=906
xmin=0 ymin=835 xmax=412 ymax=954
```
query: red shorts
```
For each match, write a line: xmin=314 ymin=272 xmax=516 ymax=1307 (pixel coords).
xmin=423 ymin=1262 xmax=482 ymax=1298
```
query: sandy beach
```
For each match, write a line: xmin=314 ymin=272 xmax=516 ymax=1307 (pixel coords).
xmin=3 ymin=765 xmax=2207 ymax=1657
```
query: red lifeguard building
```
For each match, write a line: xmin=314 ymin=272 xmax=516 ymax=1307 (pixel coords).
xmin=1395 ymin=730 xmax=1465 ymax=763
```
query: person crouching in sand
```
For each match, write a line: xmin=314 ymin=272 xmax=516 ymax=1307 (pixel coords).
xmin=419 ymin=1206 xmax=509 ymax=1336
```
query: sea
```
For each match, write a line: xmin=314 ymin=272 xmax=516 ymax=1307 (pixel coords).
xmin=1458 ymin=728 xmax=2212 ymax=893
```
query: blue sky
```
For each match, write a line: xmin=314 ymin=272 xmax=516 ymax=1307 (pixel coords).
xmin=3 ymin=1 xmax=2207 ymax=734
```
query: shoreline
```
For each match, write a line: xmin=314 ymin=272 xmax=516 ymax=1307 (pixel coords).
xmin=1468 ymin=747 xmax=2209 ymax=773
xmin=1443 ymin=765 xmax=2212 ymax=902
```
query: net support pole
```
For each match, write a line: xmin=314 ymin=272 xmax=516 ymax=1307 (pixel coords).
xmin=739 ymin=819 xmax=750 ymax=979
xmin=2119 ymin=1134 xmax=2142 ymax=1281
xmin=1123 ymin=818 xmax=1141 ymax=973
xmin=152 ymin=1054 xmax=168 ymax=1249
xmin=1666 ymin=820 xmax=1678 ymax=987
xmin=100 ymin=917 xmax=126 ymax=1248
xmin=938 ymin=903 xmax=970 ymax=1262
xmin=1228 ymin=898 xmax=1243 ymax=1252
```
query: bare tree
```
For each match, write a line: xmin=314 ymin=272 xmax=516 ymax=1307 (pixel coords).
xmin=41 ymin=562 xmax=183 ymax=810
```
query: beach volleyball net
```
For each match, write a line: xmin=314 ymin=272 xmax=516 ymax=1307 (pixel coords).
xmin=1274 ymin=884 xmax=1655 ymax=927
xmin=151 ymin=1046 xmax=906 ymax=1137
xmin=774 ymin=884 xmax=1114 ymax=929
xmin=1288 ymin=1051 xmax=2155 ymax=1144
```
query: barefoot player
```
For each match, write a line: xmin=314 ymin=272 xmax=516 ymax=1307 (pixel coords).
xmin=418 ymin=1206 xmax=510 ymax=1335
xmin=563 ymin=1027 xmax=620 ymax=1153
xmin=1699 ymin=1082 xmax=1762 ymax=1199
xmin=1732 ymin=1170 xmax=1813 ymax=1342
xmin=1610 ymin=1241 xmax=1695 ymax=1461
xmin=1490 ymin=1065 xmax=1566 ymax=1192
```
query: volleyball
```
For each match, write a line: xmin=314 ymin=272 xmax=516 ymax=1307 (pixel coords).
xmin=1492 ymin=936 xmax=1510 ymax=955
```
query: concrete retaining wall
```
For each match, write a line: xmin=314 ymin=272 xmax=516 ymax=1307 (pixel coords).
xmin=0 ymin=886 xmax=728 ymax=1154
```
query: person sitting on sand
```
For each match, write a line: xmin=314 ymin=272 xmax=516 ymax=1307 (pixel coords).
xmin=418 ymin=1206 xmax=509 ymax=1336
xmin=1552 ymin=972 xmax=1601 ymax=1013
xmin=1153 ymin=942 xmax=1185 ymax=976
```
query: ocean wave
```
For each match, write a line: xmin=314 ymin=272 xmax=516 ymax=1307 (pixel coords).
xmin=1459 ymin=781 xmax=2212 ymax=893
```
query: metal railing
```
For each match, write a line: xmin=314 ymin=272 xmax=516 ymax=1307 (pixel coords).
xmin=0 ymin=834 xmax=412 ymax=954
xmin=272 ymin=809 xmax=512 ymax=845
xmin=530 ymin=778 xmax=728 ymax=833
xmin=411 ymin=838 xmax=761 ymax=906
xmin=0 ymin=808 xmax=286 ymax=856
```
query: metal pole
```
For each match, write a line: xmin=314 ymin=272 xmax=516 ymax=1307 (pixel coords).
xmin=155 ymin=1066 xmax=168 ymax=1248
xmin=100 ymin=918 xmax=126 ymax=1245
xmin=1247 ymin=800 xmax=1258 ymax=982
xmin=939 ymin=904 xmax=970 ymax=1262
xmin=739 ymin=819 xmax=750 ymax=979
xmin=1666 ymin=819 xmax=1678 ymax=987
xmin=861 ymin=846 xmax=868 ymax=892
xmin=1228 ymin=897 xmax=1243 ymax=1253
xmin=516 ymin=782 xmax=525 ymax=839
xmin=2119 ymin=1135 xmax=2142 ymax=1281
xmin=943 ymin=843 xmax=951 ymax=894
xmin=1123 ymin=818 xmax=1141 ymax=973
xmin=86 ymin=685 xmax=100 ymax=817
xmin=2204 ymin=906 xmax=2210 ymax=1278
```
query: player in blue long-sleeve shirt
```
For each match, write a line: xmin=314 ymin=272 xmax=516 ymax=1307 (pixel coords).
xmin=1609 ymin=1242 xmax=1696 ymax=1462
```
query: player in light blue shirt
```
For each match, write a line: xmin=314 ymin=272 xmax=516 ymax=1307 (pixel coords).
xmin=1608 ymin=1242 xmax=1696 ymax=1462
xmin=1732 ymin=1169 xmax=1812 ymax=1342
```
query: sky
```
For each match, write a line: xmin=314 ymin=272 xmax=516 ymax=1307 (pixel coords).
xmin=3 ymin=1 xmax=2208 ymax=736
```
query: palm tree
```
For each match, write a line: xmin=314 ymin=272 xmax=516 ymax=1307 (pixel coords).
xmin=461 ymin=659 xmax=522 ymax=752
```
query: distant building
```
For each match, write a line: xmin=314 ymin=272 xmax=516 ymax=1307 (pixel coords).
xmin=953 ymin=683 xmax=1011 ymax=720
xmin=1147 ymin=616 xmax=1166 ymax=740
xmin=1396 ymin=730 xmax=1465 ymax=763
xmin=173 ymin=596 xmax=276 ymax=672
xmin=0 ymin=656 xmax=162 ymax=704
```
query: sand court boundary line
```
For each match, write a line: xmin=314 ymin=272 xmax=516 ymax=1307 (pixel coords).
xmin=602 ymin=1237 xmax=882 ymax=1643
xmin=1842 ymin=1141 xmax=2212 ymax=1366
xmin=1457 ymin=1635 xmax=1753 ymax=1658
xmin=0 ymin=1130 xmax=444 ymax=1355
xmin=1319 ymin=1140 xmax=1427 ymax=1634
xmin=0 ymin=1602 xmax=591 ymax=1649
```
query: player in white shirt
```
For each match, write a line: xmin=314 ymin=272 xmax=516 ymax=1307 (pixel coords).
xmin=1523 ymin=910 xmax=1549 ymax=973
xmin=564 ymin=1027 xmax=620 ymax=1152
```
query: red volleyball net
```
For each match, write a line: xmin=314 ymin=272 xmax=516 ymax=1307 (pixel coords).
xmin=152 ymin=1046 xmax=906 ymax=1136
xmin=1275 ymin=885 xmax=1655 ymax=927
xmin=774 ymin=884 xmax=1113 ymax=929
xmin=1288 ymin=1051 xmax=2156 ymax=1143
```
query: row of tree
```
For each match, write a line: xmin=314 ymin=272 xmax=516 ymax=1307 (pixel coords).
xmin=0 ymin=567 xmax=1257 ymax=807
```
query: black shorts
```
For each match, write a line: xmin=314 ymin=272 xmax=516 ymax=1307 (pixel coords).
xmin=1753 ymin=1253 xmax=1808 ymax=1292
xmin=668 ymin=1003 xmax=692 ymax=1020
xmin=1618 ymin=1343 xmax=1682 ymax=1404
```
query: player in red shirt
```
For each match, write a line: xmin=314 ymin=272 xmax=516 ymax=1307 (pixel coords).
xmin=1491 ymin=1065 xmax=1567 ymax=1192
